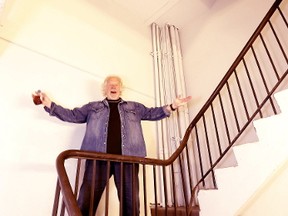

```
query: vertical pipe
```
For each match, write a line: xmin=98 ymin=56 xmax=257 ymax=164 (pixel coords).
xmin=151 ymin=23 xmax=191 ymax=208
xmin=151 ymin=23 xmax=165 ymax=206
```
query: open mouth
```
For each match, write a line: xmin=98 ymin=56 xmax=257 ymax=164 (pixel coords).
xmin=111 ymin=91 xmax=117 ymax=94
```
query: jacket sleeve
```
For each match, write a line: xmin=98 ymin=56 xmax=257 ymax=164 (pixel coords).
xmin=44 ymin=102 xmax=90 ymax=123
xmin=137 ymin=103 xmax=170 ymax=121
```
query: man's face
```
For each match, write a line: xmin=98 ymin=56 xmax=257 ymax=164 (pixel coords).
xmin=105 ymin=77 xmax=122 ymax=100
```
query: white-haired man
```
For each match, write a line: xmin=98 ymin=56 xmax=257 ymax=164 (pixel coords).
xmin=36 ymin=75 xmax=191 ymax=216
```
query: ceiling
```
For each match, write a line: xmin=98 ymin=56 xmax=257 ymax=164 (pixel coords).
xmin=0 ymin=0 xmax=219 ymax=30
xmin=110 ymin=0 xmax=181 ymax=24
xmin=87 ymin=0 xmax=218 ymax=27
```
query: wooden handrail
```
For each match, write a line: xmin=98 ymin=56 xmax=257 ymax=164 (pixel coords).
xmin=55 ymin=120 xmax=193 ymax=215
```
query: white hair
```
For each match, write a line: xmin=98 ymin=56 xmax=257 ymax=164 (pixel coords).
xmin=102 ymin=75 xmax=124 ymax=96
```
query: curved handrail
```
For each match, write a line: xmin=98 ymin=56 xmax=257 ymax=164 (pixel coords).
xmin=55 ymin=121 xmax=193 ymax=215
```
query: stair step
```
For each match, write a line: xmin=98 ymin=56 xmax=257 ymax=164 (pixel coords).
xmin=233 ymin=142 xmax=263 ymax=166
xmin=150 ymin=205 xmax=200 ymax=216
xmin=198 ymin=89 xmax=288 ymax=216
xmin=274 ymin=89 xmax=288 ymax=113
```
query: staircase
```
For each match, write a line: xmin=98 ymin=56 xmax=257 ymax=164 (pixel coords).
xmin=52 ymin=1 xmax=288 ymax=215
xmin=197 ymin=89 xmax=288 ymax=216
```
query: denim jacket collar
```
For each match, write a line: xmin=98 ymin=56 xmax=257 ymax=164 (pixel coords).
xmin=102 ymin=97 xmax=126 ymax=107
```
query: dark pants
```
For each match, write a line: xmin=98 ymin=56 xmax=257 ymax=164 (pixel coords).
xmin=77 ymin=160 xmax=140 ymax=216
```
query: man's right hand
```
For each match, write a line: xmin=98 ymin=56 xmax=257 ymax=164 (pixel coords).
xmin=39 ymin=92 xmax=52 ymax=108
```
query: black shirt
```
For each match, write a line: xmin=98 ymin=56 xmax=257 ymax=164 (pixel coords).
xmin=106 ymin=99 xmax=122 ymax=155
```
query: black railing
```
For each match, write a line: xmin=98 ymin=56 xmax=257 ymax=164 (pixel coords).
xmin=52 ymin=0 xmax=288 ymax=215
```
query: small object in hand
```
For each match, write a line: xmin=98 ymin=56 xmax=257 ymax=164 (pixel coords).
xmin=32 ymin=90 xmax=42 ymax=105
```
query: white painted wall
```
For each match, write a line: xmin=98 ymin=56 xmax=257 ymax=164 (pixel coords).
xmin=0 ymin=0 xmax=157 ymax=215
xmin=237 ymin=158 xmax=288 ymax=216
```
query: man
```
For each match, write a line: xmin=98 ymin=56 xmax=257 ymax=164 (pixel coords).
xmin=36 ymin=75 xmax=191 ymax=215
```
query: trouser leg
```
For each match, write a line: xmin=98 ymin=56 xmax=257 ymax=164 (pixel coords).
xmin=113 ymin=162 xmax=140 ymax=216
xmin=77 ymin=160 xmax=110 ymax=216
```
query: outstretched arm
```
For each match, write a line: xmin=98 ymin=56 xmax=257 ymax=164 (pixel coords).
xmin=32 ymin=91 xmax=89 ymax=123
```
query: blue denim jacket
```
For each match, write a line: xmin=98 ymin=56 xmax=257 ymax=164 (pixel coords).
xmin=44 ymin=98 xmax=170 ymax=157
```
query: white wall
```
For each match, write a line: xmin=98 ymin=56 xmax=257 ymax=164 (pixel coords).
xmin=0 ymin=0 xmax=158 ymax=215
xmin=156 ymin=0 xmax=275 ymax=117
xmin=237 ymin=158 xmax=288 ymax=216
